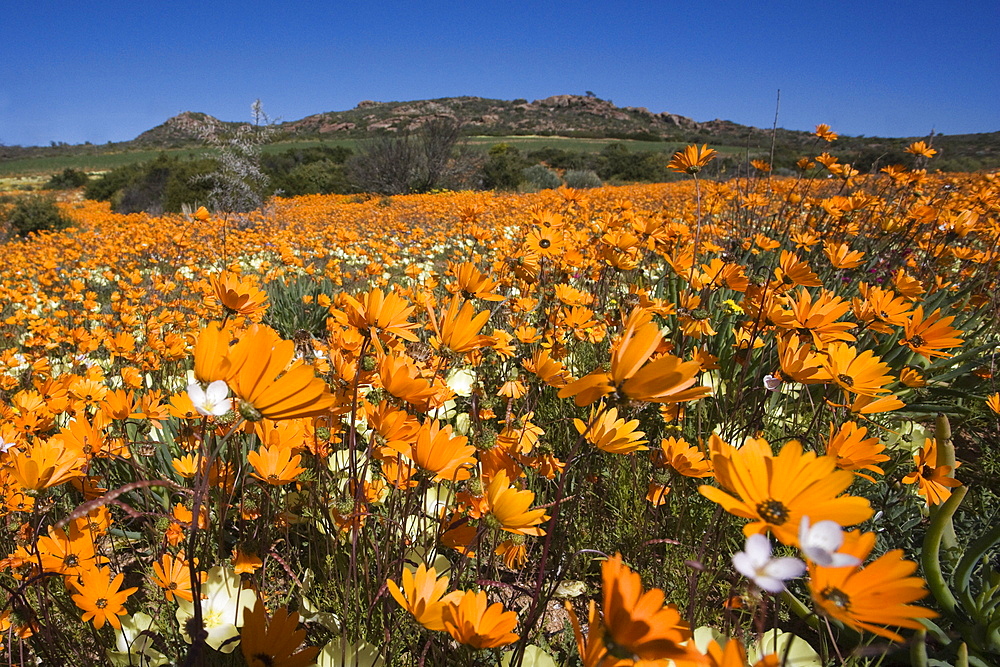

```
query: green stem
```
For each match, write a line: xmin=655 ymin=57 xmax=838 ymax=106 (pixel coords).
xmin=781 ymin=590 xmax=820 ymax=632
xmin=922 ymin=485 xmax=967 ymax=616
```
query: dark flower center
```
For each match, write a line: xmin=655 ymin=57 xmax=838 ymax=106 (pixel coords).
xmin=821 ymin=586 xmax=851 ymax=610
xmin=837 ymin=374 xmax=854 ymax=387
xmin=539 ymin=239 xmax=552 ymax=249
xmin=907 ymin=335 xmax=926 ymax=348
xmin=755 ymin=498 xmax=790 ymax=525
xmin=95 ymin=598 xmax=108 ymax=609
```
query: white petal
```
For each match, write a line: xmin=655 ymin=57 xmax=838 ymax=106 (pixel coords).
xmin=764 ymin=556 xmax=806 ymax=581
xmin=754 ymin=575 xmax=788 ymax=594
xmin=744 ymin=533 xmax=773 ymax=565
xmin=805 ymin=520 xmax=845 ymax=552
xmin=205 ymin=380 xmax=230 ymax=403
xmin=732 ymin=551 xmax=757 ymax=580
xmin=828 ymin=552 xmax=862 ymax=568
xmin=186 ymin=383 xmax=206 ymax=406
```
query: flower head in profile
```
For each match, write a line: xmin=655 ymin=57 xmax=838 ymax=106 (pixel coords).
xmin=574 ymin=405 xmax=648 ymax=455
xmin=388 ymin=563 xmax=463 ymax=632
xmin=240 ymin=598 xmax=320 ymax=667
xmin=668 ymin=144 xmax=718 ymax=174
xmin=814 ymin=124 xmax=838 ymax=142
xmin=247 ymin=444 xmax=307 ymax=485
xmin=209 ymin=271 xmax=269 ymax=319
xmin=339 ymin=287 xmax=419 ymax=342
xmin=388 ymin=420 xmax=477 ymax=483
xmin=558 ymin=307 xmax=709 ymax=406
xmin=441 ymin=590 xmax=520 ymax=649
xmin=901 ymin=438 xmax=962 ymax=506
xmin=601 ymin=553 xmax=704 ymax=663
xmin=219 ymin=324 xmax=337 ymax=421
xmin=484 ymin=469 xmax=550 ymax=536
xmin=7 ymin=438 xmax=85 ymax=491
xmin=427 ymin=295 xmax=492 ymax=355
xmin=825 ymin=421 xmax=888 ymax=482
xmin=732 ymin=533 xmax=806 ymax=594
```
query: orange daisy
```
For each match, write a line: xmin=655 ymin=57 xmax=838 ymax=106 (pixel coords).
xmin=441 ymin=590 xmax=520 ymax=649
xmin=700 ymin=439 xmax=872 ymax=546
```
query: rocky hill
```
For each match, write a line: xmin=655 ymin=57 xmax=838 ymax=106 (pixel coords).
xmin=3 ymin=95 xmax=998 ymax=173
xmin=129 ymin=95 xmax=731 ymax=147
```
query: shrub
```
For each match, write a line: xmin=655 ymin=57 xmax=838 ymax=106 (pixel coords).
xmin=103 ymin=155 xmax=216 ymax=214
xmin=0 ymin=194 xmax=72 ymax=238
xmin=526 ymin=146 xmax=591 ymax=171
xmin=273 ymin=159 xmax=353 ymax=196
xmin=479 ymin=143 xmax=528 ymax=190
xmin=563 ymin=168 xmax=603 ymax=188
xmin=596 ymin=143 xmax=670 ymax=182
xmin=521 ymin=164 xmax=562 ymax=191
xmin=347 ymin=118 xmax=466 ymax=195
xmin=43 ymin=168 xmax=90 ymax=190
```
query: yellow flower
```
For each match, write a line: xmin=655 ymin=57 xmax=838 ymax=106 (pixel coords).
xmin=700 ymin=438 xmax=872 ymax=546
xmin=668 ymin=144 xmax=718 ymax=174
xmin=387 ymin=563 xmax=461 ymax=631
xmin=441 ymin=590 xmax=519 ymax=649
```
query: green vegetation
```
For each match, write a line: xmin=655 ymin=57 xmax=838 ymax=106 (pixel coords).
xmin=43 ymin=167 xmax=90 ymax=189
xmin=0 ymin=193 xmax=73 ymax=238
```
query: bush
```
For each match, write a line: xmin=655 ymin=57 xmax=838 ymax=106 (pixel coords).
xmin=43 ymin=168 xmax=90 ymax=190
xmin=526 ymin=146 xmax=591 ymax=171
xmin=479 ymin=143 xmax=528 ymax=190
xmin=563 ymin=169 xmax=603 ymax=188
xmin=0 ymin=195 xmax=72 ymax=238
xmin=85 ymin=156 xmax=216 ymax=214
xmin=521 ymin=164 xmax=562 ymax=191
xmin=273 ymin=159 xmax=353 ymax=197
xmin=596 ymin=143 xmax=670 ymax=182
xmin=347 ymin=118 xmax=465 ymax=195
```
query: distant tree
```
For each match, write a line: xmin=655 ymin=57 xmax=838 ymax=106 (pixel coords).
xmin=347 ymin=117 xmax=466 ymax=194
xmin=347 ymin=132 xmax=418 ymax=195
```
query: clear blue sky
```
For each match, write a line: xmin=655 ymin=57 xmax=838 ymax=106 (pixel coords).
xmin=3 ymin=1 xmax=998 ymax=147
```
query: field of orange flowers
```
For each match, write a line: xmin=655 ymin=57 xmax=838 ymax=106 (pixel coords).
xmin=1 ymin=140 xmax=999 ymax=666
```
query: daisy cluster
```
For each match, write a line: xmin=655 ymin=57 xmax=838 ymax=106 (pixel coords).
xmin=0 ymin=139 xmax=998 ymax=666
